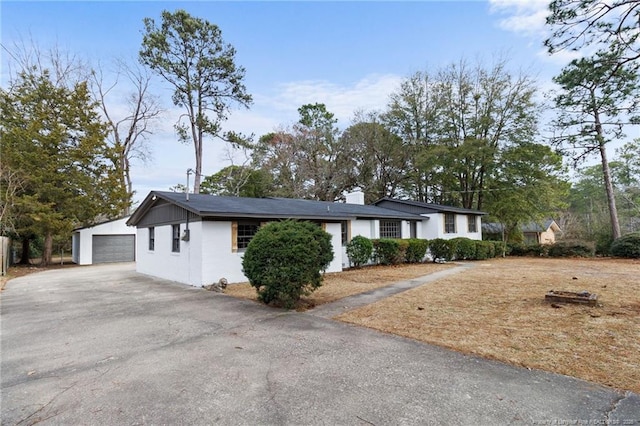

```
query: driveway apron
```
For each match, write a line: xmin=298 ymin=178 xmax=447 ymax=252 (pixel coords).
xmin=1 ymin=264 xmax=638 ymax=425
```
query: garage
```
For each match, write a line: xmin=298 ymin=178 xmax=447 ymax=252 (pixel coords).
xmin=92 ymin=234 xmax=135 ymax=263
xmin=72 ymin=216 xmax=136 ymax=265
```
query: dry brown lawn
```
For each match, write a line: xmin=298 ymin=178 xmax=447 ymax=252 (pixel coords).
xmin=336 ymin=257 xmax=640 ymax=394
xmin=224 ymin=262 xmax=453 ymax=310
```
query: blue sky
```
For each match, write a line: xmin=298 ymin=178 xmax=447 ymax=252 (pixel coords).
xmin=2 ymin=1 xmax=581 ymax=204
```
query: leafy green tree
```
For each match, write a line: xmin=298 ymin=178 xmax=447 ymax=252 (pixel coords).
xmin=382 ymin=58 xmax=539 ymax=209
xmin=341 ymin=114 xmax=410 ymax=203
xmin=139 ymin=9 xmax=252 ymax=193
xmin=551 ymin=51 xmax=640 ymax=239
xmin=242 ymin=220 xmax=333 ymax=309
xmin=200 ymin=165 xmax=273 ymax=197
xmin=1 ymin=70 xmax=127 ymax=265
xmin=484 ymin=142 xmax=569 ymax=247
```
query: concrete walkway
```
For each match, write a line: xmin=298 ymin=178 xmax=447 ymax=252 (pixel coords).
xmin=2 ymin=264 xmax=639 ymax=425
xmin=310 ymin=262 xmax=476 ymax=318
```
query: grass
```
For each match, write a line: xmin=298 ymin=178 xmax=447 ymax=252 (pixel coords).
xmin=224 ymin=262 xmax=453 ymax=310
xmin=335 ymin=257 xmax=640 ymax=394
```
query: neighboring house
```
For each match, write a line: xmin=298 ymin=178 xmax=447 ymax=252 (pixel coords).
xmin=372 ymin=198 xmax=486 ymax=241
xmin=126 ymin=191 xmax=485 ymax=287
xmin=72 ymin=216 xmax=136 ymax=265
xmin=482 ymin=219 xmax=562 ymax=245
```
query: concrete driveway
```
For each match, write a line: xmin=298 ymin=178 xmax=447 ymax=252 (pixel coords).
xmin=1 ymin=264 xmax=638 ymax=425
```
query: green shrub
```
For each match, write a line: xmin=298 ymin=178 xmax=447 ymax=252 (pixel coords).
xmin=491 ymin=240 xmax=508 ymax=257
xmin=451 ymin=237 xmax=476 ymax=260
xmin=346 ymin=235 xmax=373 ymax=267
xmin=508 ymin=243 xmax=548 ymax=257
xmin=428 ymin=238 xmax=455 ymax=261
xmin=548 ymin=240 xmax=595 ymax=258
xmin=242 ymin=220 xmax=333 ymax=309
xmin=474 ymin=240 xmax=494 ymax=260
xmin=405 ymin=239 xmax=429 ymax=263
xmin=373 ymin=239 xmax=404 ymax=265
xmin=610 ymin=233 xmax=640 ymax=258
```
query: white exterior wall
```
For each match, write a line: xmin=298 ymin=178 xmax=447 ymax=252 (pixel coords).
xmin=73 ymin=217 xmax=135 ymax=265
xmin=138 ymin=220 xmax=346 ymax=287
xmin=201 ymin=221 xmax=246 ymax=284
xmin=136 ymin=222 xmax=203 ymax=286
xmin=324 ymin=222 xmax=343 ymax=273
xmin=421 ymin=213 xmax=482 ymax=240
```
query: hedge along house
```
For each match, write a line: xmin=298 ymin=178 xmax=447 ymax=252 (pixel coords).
xmin=72 ymin=216 xmax=136 ymax=265
xmin=372 ymin=198 xmax=486 ymax=240
xmin=126 ymin=191 xmax=436 ymax=287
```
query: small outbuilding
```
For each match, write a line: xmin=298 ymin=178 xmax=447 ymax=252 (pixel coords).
xmin=72 ymin=217 xmax=136 ymax=265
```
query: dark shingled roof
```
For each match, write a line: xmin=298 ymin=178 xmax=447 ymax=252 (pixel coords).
xmin=482 ymin=220 xmax=558 ymax=234
xmin=127 ymin=191 xmax=424 ymax=226
xmin=372 ymin=197 xmax=487 ymax=215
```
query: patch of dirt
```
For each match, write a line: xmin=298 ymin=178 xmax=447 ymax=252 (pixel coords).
xmin=224 ymin=262 xmax=453 ymax=311
xmin=1 ymin=261 xmax=78 ymax=291
xmin=336 ymin=257 xmax=640 ymax=394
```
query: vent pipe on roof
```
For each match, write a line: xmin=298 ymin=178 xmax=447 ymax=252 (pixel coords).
xmin=186 ymin=168 xmax=195 ymax=201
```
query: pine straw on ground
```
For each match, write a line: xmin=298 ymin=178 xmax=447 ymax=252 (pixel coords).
xmin=224 ymin=263 xmax=453 ymax=310
xmin=336 ymin=257 xmax=640 ymax=394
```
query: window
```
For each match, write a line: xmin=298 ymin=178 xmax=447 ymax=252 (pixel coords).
xmin=172 ymin=224 xmax=180 ymax=253
xmin=148 ymin=227 xmax=155 ymax=251
xmin=444 ymin=213 xmax=456 ymax=234
xmin=410 ymin=221 xmax=417 ymax=239
xmin=467 ymin=215 xmax=477 ymax=233
xmin=237 ymin=221 xmax=260 ymax=251
xmin=341 ymin=221 xmax=350 ymax=245
xmin=380 ymin=220 xmax=401 ymax=239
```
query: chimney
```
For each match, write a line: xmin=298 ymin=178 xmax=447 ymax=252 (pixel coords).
xmin=345 ymin=190 xmax=365 ymax=205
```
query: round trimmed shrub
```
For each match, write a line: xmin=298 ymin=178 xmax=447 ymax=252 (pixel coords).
xmin=405 ymin=239 xmax=429 ymax=263
xmin=474 ymin=240 xmax=495 ymax=260
xmin=451 ymin=237 xmax=476 ymax=260
xmin=610 ymin=233 xmax=640 ymax=258
xmin=428 ymin=238 xmax=455 ymax=262
xmin=373 ymin=239 xmax=403 ymax=265
xmin=346 ymin=235 xmax=373 ymax=267
xmin=242 ymin=220 xmax=334 ymax=308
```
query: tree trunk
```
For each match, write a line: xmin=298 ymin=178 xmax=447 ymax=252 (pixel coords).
xmin=42 ymin=232 xmax=53 ymax=266
xmin=19 ymin=237 xmax=31 ymax=265
xmin=599 ymin=143 xmax=622 ymax=240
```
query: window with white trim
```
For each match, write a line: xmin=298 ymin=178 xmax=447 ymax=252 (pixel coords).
xmin=467 ymin=215 xmax=477 ymax=233
xmin=149 ymin=227 xmax=155 ymax=251
xmin=379 ymin=220 xmax=401 ymax=239
xmin=444 ymin=213 xmax=456 ymax=234
xmin=172 ymin=224 xmax=180 ymax=253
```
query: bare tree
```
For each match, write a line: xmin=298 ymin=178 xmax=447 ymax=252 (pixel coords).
xmin=91 ymin=60 xmax=162 ymax=213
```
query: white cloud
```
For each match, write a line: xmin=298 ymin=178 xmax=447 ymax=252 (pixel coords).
xmin=489 ymin=0 xmax=550 ymax=37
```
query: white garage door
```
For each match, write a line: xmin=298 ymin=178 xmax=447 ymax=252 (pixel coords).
xmin=92 ymin=235 xmax=135 ymax=263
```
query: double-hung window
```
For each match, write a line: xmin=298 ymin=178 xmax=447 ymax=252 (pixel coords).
xmin=172 ymin=224 xmax=180 ymax=253
xmin=148 ymin=227 xmax=155 ymax=251
xmin=467 ymin=215 xmax=477 ymax=233
xmin=444 ymin=213 xmax=456 ymax=234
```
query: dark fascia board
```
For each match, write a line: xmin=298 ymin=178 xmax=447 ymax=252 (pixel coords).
xmin=372 ymin=197 xmax=487 ymax=215
xmin=126 ymin=191 xmax=203 ymax=226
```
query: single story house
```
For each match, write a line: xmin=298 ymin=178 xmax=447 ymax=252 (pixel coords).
xmin=126 ymin=191 xmax=485 ymax=287
xmin=482 ymin=219 xmax=562 ymax=245
xmin=72 ymin=216 xmax=136 ymax=265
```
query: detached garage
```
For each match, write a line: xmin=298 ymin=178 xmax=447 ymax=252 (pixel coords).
xmin=72 ymin=217 xmax=136 ymax=265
